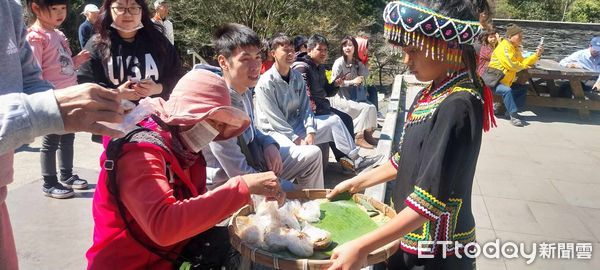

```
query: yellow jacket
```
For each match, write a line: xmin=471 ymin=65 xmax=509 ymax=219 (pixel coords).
xmin=488 ymin=39 xmax=539 ymax=86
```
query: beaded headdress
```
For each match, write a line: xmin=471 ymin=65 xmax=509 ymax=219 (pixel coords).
xmin=383 ymin=0 xmax=496 ymax=131
xmin=383 ymin=1 xmax=482 ymax=72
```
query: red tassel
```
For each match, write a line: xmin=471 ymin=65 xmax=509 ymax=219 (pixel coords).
xmin=482 ymin=85 xmax=497 ymax=132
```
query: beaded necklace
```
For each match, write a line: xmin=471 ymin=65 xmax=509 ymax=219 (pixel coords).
xmin=406 ymin=71 xmax=480 ymax=124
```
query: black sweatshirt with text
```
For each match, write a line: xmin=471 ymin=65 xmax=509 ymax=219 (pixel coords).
xmin=77 ymin=30 xmax=182 ymax=100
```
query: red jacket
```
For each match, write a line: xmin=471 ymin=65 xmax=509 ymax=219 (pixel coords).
xmin=86 ymin=131 xmax=250 ymax=270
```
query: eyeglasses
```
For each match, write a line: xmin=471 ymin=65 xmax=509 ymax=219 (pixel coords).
xmin=111 ymin=6 xmax=142 ymax=15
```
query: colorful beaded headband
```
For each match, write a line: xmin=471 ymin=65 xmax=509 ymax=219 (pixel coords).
xmin=383 ymin=1 xmax=482 ymax=67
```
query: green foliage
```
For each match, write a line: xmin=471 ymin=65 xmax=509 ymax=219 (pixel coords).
xmin=494 ymin=0 xmax=599 ymax=23
xmin=565 ymin=0 xmax=600 ymax=23
xmin=169 ymin=0 xmax=387 ymax=68
xmin=312 ymin=199 xmax=380 ymax=256
xmin=27 ymin=0 xmax=396 ymax=84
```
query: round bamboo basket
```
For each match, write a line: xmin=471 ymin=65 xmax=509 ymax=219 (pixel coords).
xmin=228 ymin=189 xmax=399 ymax=270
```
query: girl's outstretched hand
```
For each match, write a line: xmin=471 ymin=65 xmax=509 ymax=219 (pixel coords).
xmin=327 ymin=240 xmax=367 ymax=270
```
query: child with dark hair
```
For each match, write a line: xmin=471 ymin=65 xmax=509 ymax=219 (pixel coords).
xmin=26 ymin=0 xmax=92 ymax=198
xmin=202 ymin=24 xmax=324 ymax=192
xmin=77 ymin=0 xmax=182 ymax=103
xmin=326 ymin=0 xmax=496 ymax=269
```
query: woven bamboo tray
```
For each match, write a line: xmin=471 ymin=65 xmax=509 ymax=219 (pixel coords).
xmin=228 ymin=189 xmax=399 ymax=270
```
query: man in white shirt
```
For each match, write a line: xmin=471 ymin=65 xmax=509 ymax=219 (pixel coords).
xmin=152 ymin=0 xmax=174 ymax=45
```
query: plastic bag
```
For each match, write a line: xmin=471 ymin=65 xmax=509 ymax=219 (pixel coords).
xmin=103 ymin=97 xmax=155 ymax=133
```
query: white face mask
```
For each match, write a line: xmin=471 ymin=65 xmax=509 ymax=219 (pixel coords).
xmin=179 ymin=121 xmax=219 ymax=153
xmin=110 ymin=22 xmax=144 ymax=34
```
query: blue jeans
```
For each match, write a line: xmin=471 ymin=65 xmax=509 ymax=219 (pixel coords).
xmin=494 ymin=83 xmax=527 ymax=114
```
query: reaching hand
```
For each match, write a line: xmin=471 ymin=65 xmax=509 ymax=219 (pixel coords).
xmin=593 ymin=81 xmax=600 ymax=91
xmin=72 ymin=50 xmax=91 ymax=68
xmin=326 ymin=179 xmax=357 ymax=200
xmin=54 ymin=83 xmax=124 ymax=138
xmin=117 ymin=81 xmax=141 ymax=100
xmin=241 ymin=171 xmax=281 ymax=197
xmin=263 ymin=144 xmax=283 ymax=176
xmin=132 ymin=80 xmax=163 ymax=98
xmin=567 ymin=63 xmax=582 ymax=69
xmin=327 ymin=240 xmax=367 ymax=270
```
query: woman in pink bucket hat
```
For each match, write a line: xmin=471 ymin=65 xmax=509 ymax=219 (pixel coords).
xmin=86 ymin=69 xmax=283 ymax=270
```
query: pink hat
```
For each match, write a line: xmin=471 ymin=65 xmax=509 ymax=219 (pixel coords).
xmin=151 ymin=69 xmax=250 ymax=140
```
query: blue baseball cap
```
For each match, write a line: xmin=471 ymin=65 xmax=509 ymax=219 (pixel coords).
xmin=591 ymin=36 xmax=600 ymax=51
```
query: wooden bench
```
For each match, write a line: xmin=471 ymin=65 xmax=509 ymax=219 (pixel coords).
xmin=522 ymin=59 xmax=600 ymax=119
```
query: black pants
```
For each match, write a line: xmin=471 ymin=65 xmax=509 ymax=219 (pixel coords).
xmin=557 ymin=80 xmax=594 ymax=98
xmin=40 ymin=133 xmax=75 ymax=184
xmin=367 ymin=85 xmax=379 ymax=111
xmin=330 ymin=108 xmax=355 ymax=160
xmin=375 ymin=249 xmax=475 ymax=270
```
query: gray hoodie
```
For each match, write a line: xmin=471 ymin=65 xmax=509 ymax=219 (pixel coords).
xmin=0 ymin=0 xmax=64 ymax=201
xmin=254 ymin=65 xmax=316 ymax=141
xmin=202 ymin=86 xmax=278 ymax=187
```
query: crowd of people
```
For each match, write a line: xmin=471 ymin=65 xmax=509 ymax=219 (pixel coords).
xmin=2 ymin=0 xmax=383 ymax=268
xmin=476 ymin=18 xmax=599 ymax=127
xmin=2 ymin=0 xmax=598 ymax=269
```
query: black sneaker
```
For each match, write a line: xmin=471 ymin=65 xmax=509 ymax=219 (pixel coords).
xmin=60 ymin=175 xmax=89 ymax=190
xmin=42 ymin=183 xmax=74 ymax=199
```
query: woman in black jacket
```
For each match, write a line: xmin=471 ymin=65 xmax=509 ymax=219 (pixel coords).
xmin=78 ymin=0 xmax=182 ymax=102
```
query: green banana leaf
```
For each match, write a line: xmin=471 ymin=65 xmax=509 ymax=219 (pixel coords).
xmin=268 ymin=198 xmax=382 ymax=260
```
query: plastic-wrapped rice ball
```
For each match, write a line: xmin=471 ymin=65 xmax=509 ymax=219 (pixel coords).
xmin=301 ymin=222 xmax=332 ymax=250
xmin=240 ymin=224 xmax=263 ymax=247
xmin=278 ymin=205 xmax=301 ymax=230
xmin=296 ymin=200 xmax=321 ymax=223
xmin=264 ymin=226 xmax=289 ymax=252
xmin=281 ymin=200 xmax=301 ymax=214
xmin=255 ymin=200 xmax=283 ymax=228
xmin=285 ymin=230 xmax=314 ymax=257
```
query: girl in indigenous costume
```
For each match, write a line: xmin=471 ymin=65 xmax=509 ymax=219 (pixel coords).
xmin=326 ymin=0 xmax=495 ymax=269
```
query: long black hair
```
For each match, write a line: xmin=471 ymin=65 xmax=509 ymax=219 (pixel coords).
xmin=93 ymin=0 xmax=167 ymax=62
xmin=340 ymin=36 xmax=360 ymax=65
xmin=409 ymin=0 xmax=491 ymax=89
